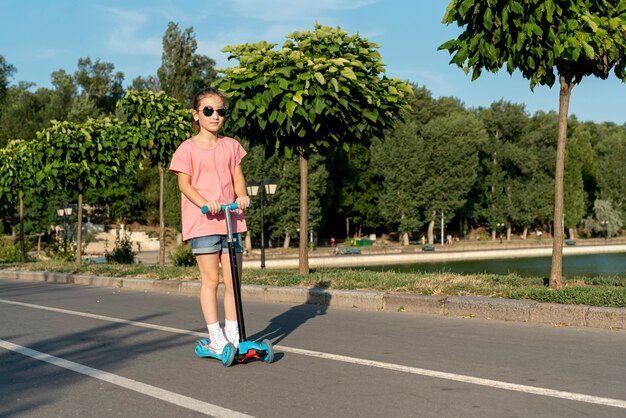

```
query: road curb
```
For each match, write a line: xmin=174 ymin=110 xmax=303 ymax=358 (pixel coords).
xmin=2 ymin=270 xmax=624 ymax=330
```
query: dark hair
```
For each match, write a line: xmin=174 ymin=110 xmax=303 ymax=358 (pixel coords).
xmin=192 ymin=87 xmax=228 ymax=134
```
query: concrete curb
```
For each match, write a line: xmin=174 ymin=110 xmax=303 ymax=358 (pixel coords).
xmin=1 ymin=270 xmax=624 ymax=331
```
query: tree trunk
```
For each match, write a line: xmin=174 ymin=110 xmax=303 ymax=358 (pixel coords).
xmin=244 ymin=232 xmax=252 ymax=254
xmin=159 ymin=164 xmax=165 ymax=267
xmin=19 ymin=197 xmax=25 ymax=262
xmin=345 ymin=217 xmax=350 ymax=239
xmin=283 ymin=231 xmax=290 ymax=248
xmin=401 ymin=232 xmax=409 ymax=246
xmin=522 ymin=228 xmax=528 ymax=240
xmin=299 ymin=155 xmax=309 ymax=274
xmin=568 ymin=228 xmax=576 ymax=240
xmin=75 ymin=193 xmax=83 ymax=267
xmin=427 ymin=218 xmax=435 ymax=244
xmin=550 ymin=75 xmax=573 ymax=288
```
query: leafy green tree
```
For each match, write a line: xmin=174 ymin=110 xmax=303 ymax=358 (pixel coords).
xmin=476 ymin=101 xmax=528 ymax=240
xmin=157 ymin=22 xmax=217 ymax=106
xmin=0 ymin=140 xmax=43 ymax=260
xmin=591 ymin=199 xmax=623 ymax=237
xmin=372 ymin=119 xmax=426 ymax=245
xmin=419 ymin=111 xmax=486 ymax=244
xmin=595 ymin=131 xmax=626 ymax=223
xmin=118 ymin=90 xmax=193 ymax=266
xmin=131 ymin=75 xmax=160 ymax=92
xmin=35 ymin=118 xmax=132 ymax=265
xmin=0 ymin=54 xmax=16 ymax=107
xmin=440 ymin=0 xmax=626 ymax=287
xmin=74 ymin=57 xmax=124 ymax=115
xmin=216 ymin=23 xmax=411 ymax=273
xmin=331 ymin=143 xmax=383 ymax=239
xmin=564 ymin=124 xmax=594 ymax=238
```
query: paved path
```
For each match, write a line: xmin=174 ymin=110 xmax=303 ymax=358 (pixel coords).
xmin=1 ymin=279 xmax=625 ymax=417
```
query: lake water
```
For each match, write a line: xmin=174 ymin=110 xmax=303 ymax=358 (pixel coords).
xmin=358 ymin=253 xmax=626 ymax=277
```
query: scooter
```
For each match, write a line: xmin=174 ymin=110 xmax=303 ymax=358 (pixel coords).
xmin=194 ymin=202 xmax=274 ymax=367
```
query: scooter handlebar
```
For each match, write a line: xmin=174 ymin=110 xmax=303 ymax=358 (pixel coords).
xmin=201 ymin=202 xmax=244 ymax=214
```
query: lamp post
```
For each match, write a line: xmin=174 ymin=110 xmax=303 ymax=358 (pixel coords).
xmin=56 ymin=205 xmax=73 ymax=253
xmin=246 ymin=179 xmax=277 ymax=268
xmin=497 ymin=222 xmax=505 ymax=243
xmin=601 ymin=220 xmax=609 ymax=241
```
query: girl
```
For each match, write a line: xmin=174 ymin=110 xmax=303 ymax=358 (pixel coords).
xmin=169 ymin=87 xmax=250 ymax=354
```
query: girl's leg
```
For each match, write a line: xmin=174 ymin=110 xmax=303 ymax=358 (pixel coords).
xmin=220 ymin=251 xmax=243 ymax=321
xmin=196 ymin=253 xmax=221 ymax=325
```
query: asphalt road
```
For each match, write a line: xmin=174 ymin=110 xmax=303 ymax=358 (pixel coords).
xmin=1 ymin=278 xmax=625 ymax=417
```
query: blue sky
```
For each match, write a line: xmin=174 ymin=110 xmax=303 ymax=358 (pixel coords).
xmin=1 ymin=0 xmax=624 ymax=124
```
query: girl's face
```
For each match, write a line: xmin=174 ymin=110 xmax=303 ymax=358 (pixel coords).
xmin=193 ymin=94 xmax=227 ymax=135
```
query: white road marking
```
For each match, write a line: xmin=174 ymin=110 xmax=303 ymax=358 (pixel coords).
xmin=2 ymin=298 xmax=626 ymax=410
xmin=0 ymin=339 xmax=254 ymax=418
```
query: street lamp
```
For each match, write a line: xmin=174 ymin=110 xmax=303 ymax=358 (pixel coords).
xmin=56 ymin=206 xmax=73 ymax=253
xmin=246 ymin=178 xmax=277 ymax=268
xmin=497 ymin=222 xmax=505 ymax=243
xmin=601 ymin=220 xmax=609 ymax=241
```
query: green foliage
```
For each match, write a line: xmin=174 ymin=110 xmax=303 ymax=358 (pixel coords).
xmin=118 ymin=90 xmax=192 ymax=169
xmin=372 ymin=86 xmax=485 ymax=240
xmin=440 ymin=0 xmax=626 ymax=88
xmin=74 ymin=57 xmax=124 ymax=115
xmin=105 ymin=228 xmax=136 ymax=264
xmin=0 ymin=236 xmax=20 ymax=262
xmin=157 ymin=22 xmax=217 ymax=106
xmin=0 ymin=140 xmax=41 ymax=212
xmin=216 ymin=22 xmax=412 ymax=159
xmin=35 ymin=118 xmax=133 ymax=195
xmin=169 ymin=242 xmax=195 ymax=267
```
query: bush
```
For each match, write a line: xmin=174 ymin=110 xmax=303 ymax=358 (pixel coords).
xmin=0 ymin=237 xmax=21 ymax=262
xmin=105 ymin=228 xmax=135 ymax=264
xmin=170 ymin=242 xmax=195 ymax=267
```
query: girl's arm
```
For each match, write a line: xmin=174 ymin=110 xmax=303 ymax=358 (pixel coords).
xmin=233 ymin=164 xmax=250 ymax=211
xmin=177 ymin=173 xmax=221 ymax=214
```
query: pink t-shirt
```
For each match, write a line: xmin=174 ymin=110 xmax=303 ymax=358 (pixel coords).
xmin=169 ymin=136 xmax=247 ymax=240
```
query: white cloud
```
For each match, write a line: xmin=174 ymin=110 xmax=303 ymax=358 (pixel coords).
xmin=102 ymin=7 xmax=162 ymax=56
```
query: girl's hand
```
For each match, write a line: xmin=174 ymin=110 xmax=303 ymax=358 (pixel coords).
xmin=204 ymin=200 xmax=221 ymax=214
xmin=236 ymin=196 xmax=251 ymax=212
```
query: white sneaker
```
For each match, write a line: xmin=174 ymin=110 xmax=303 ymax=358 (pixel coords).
xmin=207 ymin=328 xmax=229 ymax=354
xmin=224 ymin=326 xmax=240 ymax=348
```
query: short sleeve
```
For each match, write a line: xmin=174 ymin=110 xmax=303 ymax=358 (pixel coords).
xmin=169 ymin=142 xmax=191 ymax=176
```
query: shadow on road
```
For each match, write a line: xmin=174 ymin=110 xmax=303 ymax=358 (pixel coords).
xmin=248 ymin=288 xmax=331 ymax=346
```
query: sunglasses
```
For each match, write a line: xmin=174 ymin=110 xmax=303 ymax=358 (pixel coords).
xmin=202 ymin=106 xmax=227 ymax=117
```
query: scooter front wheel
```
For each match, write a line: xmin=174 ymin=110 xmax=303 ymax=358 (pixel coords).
xmin=221 ymin=343 xmax=236 ymax=367
xmin=261 ymin=339 xmax=274 ymax=364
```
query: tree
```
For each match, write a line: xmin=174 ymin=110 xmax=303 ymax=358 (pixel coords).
xmin=440 ymin=1 xmax=626 ymax=287
xmin=0 ymin=54 xmax=16 ymax=107
xmin=157 ymin=22 xmax=217 ymax=106
xmin=35 ymin=118 xmax=132 ymax=265
xmin=476 ymin=101 xmax=529 ymax=240
xmin=0 ymin=140 xmax=42 ymax=261
xmin=216 ymin=23 xmax=411 ymax=274
xmin=118 ymin=90 xmax=193 ymax=266
xmin=595 ymin=131 xmax=626 ymax=223
xmin=74 ymin=57 xmax=125 ymax=115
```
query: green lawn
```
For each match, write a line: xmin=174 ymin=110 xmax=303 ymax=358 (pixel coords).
xmin=3 ymin=260 xmax=626 ymax=308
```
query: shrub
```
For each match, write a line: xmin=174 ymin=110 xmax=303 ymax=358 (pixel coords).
xmin=0 ymin=237 xmax=21 ymax=262
xmin=105 ymin=228 xmax=135 ymax=264
xmin=170 ymin=242 xmax=195 ymax=267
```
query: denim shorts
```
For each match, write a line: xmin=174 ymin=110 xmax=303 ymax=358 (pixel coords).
xmin=190 ymin=234 xmax=243 ymax=255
